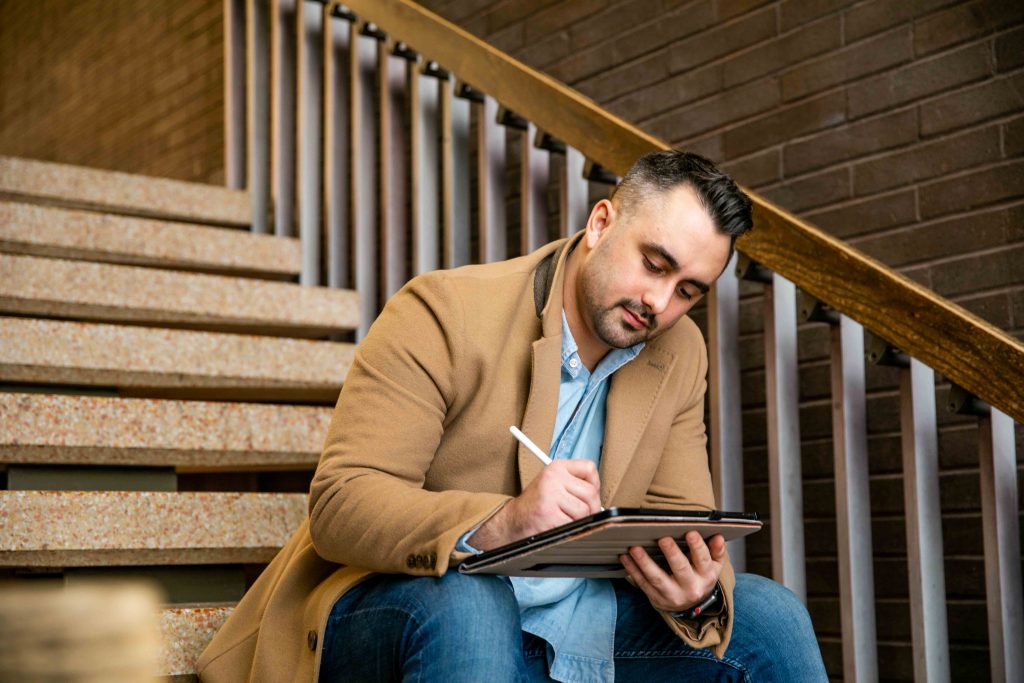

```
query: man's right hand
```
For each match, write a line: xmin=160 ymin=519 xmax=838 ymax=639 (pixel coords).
xmin=468 ymin=459 xmax=602 ymax=551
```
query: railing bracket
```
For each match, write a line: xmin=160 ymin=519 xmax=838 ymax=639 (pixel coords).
xmin=583 ymin=159 xmax=618 ymax=185
xmin=496 ymin=105 xmax=528 ymax=130
xmin=736 ymin=254 xmax=772 ymax=283
xmin=865 ymin=333 xmax=909 ymax=367
xmin=948 ymin=383 xmax=991 ymax=416
xmin=535 ymin=130 xmax=566 ymax=154
xmin=797 ymin=290 xmax=839 ymax=325
xmin=454 ymin=80 xmax=484 ymax=102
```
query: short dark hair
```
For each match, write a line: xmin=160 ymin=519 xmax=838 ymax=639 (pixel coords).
xmin=611 ymin=150 xmax=753 ymax=243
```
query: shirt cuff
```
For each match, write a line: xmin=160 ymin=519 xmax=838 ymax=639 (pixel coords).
xmin=455 ymin=528 xmax=484 ymax=555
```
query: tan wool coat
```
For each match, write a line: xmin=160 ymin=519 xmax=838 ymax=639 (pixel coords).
xmin=197 ymin=234 xmax=735 ymax=682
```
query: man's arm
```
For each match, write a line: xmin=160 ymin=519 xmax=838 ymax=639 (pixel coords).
xmin=307 ymin=274 xmax=510 ymax=575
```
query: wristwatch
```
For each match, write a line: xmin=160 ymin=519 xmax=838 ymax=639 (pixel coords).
xmin=671 ymin=582 xmax=723 ymax=621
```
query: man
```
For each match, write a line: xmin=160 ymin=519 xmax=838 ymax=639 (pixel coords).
xmin=197 ymin=151 xmax=826 ymax=682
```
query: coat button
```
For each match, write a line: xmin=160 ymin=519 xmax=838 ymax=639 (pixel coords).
xmin=307 ymin=630 xmax=318 ymax=651
xmin=406 ymin=555 xmax=415 ymax=568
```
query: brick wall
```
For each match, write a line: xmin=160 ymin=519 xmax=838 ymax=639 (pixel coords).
xmin=0 ymin=0 xmax=224 ymax=184
xmin=417 ymin=1 xmax=1023 ymax=680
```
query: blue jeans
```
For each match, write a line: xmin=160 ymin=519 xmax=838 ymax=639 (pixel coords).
xmin=319 ymin=572 xmax=827 ymax=682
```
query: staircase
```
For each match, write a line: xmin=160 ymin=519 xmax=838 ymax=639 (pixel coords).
xmin=0 ymin=155 xmax=348 ymax=678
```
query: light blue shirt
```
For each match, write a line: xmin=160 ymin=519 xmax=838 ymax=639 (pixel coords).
xmin=460 ymin=311 xmax=644 ymax=682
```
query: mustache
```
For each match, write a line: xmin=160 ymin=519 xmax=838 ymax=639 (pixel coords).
xmin=616 ymin=299 xmax=657 ymax=330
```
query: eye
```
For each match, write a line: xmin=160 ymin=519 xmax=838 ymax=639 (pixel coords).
xmin=642 ymin=255 xmax=663 ymax=274
xmin=677 ymin=286 xmax=694 ymax=301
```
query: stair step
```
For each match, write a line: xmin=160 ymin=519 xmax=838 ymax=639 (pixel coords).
xmin=0 ymin=394 xmax=330 ymax=470
xmin=0 ymin=491 xmax=306 ymax=566
xmin=0 ymin=156 xmax=249 ymax=226
xmin=160 ymin=603 xmax=234 ymax=678
xmin=0 ymin=254 xmax=359 ymax=336
xmin=0 ymin=317 xmax=354 ymax=402
xmin=0 ymin=201 xmax=299 ymax=279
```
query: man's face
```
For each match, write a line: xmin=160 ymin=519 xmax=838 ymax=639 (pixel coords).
xmin=575 ymin=184 xmax=733 ymax=351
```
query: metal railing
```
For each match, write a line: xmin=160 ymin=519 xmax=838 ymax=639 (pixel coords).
xmin=222 ymin=0 xmax=1023 ymax=679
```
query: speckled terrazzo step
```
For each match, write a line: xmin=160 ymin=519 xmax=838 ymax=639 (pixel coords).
xmin=0 ymin=394 xmax=330 ymax=470
xmin=0 ymin=254 xmax=359 ymax=336
xmin=0 ymin=201 xmax=299 ymax=279
xmin=0 ymin=490 xmax=307 ymax=566
xmin=0 ymin=317 xmax=354 ymax=402
xmin=160 ymin=603 xmax=234 ymax=678
xmin=0 ymin=156 xmax=250 ymax=226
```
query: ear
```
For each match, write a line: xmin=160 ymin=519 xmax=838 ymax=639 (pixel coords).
xmin=584 ymin=199 xmax=615 ymax=249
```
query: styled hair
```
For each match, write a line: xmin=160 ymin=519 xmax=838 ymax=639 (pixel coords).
xmin=611 ymin=150 xmax=753 ymax=243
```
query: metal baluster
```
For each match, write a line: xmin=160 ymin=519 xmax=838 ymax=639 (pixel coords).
xmin=951 ymin=386 xmax=1024 ymax=683
xmin=296 ymin=0 xmax=323 ymax=286
xmin=868 ymin=336 xmax=951 ymax=682
xmin=818 ymin=304 xmax=878 ymax=682
xmin=271 ymin=0 xmax=297 ymax=237
xmin=411 ymin=61 xmax=444 ymax=275
xmin=351 ymin=22 xmax=383 ymax=338
xmin=380 ymin=42 xmax=415 ymax=299
xmin=247 ymin=0 xmax=271 ymax=234
xmin=323 ymin=5 xmax=352 ymax=290
xmin=224 ymin=0 xmax=247 ymax=191
xmin=561 ymin=146 xmax=589 ymax=238
xmin=476 ymin=95 xmax=506 ymax=264
xmin=442 ymin=80 xmax=471 ymax=269
xmin=708 ymin=251 xmax=745 ymax=572
xmin=741 ymin=257 xmax=806 ymax=603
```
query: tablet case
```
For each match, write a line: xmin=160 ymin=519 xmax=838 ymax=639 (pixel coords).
xmin=458 ymin=508 xmax=762 ymax=578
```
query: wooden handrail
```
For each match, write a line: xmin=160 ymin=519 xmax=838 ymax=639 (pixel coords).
xmin=338 ymin=0 xmax=1024 ymax=423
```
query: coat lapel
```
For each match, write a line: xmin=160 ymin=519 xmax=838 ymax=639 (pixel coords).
xmin=600 ymin=346 xmax=677 ymax=503
xmin=517 ymin=336 xmax=561 ymax=490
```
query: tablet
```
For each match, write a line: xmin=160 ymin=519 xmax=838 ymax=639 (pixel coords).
xmin=458 ymin=508 xmax=762 ymax=578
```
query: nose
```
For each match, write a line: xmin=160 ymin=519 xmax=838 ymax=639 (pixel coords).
xmin=641 ymin=281 xmax=675 ymax=316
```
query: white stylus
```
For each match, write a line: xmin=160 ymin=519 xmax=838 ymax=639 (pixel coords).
xmin=509 ymin=425 xmax=552 ymax=465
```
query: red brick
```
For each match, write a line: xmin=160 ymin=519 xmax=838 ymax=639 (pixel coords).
xmin=525 ymin=0 xmax=609 ymax=41
xmin=930 ymin=243 xmax=1024 ymax=297
xmin=919 ymin=159 xmax=1024 ymax=218
xmin=722 ymin=148 xmax=781 ymax=188
xmin=680 ymin=134 xmax=724 ymax=161
xmin=723 ymin=15 xmax=841 ymax=89
xmin=667 ymin=6 xmax=778 ymax=74
xmin=566 ymin=0 xmax=669 ymax=51
xmin=779 ymin=0 xmax=848 ymax=32
xmin=518 ymin=30 xmax=569 ymax=67
xmin=717 ymin=0 xmax=775 ymax=21
xmin=850 ymin=204 xmax=1022 ymax=268
xmin=607 ymin=64 xmax=722 ymax=124
xmin=920 ymin=72 xmax=1024 ymax=136
xmin=843 ymin=0 xmax=958 ymax=42
xmin=549 ymin=1 xmax=715 ymax=84
xmin=803 ymin=188 xmax=918 ymax=238
xmin=481 ymin=0 xmax=561 ymax=34
xmin=1014 ymin=290 xmax=1024 ymax=327
xmin=576 ymin=52 xmax=674 ymax=108
xmin=995 ymin=25 xmax=1024 ymax=72
xmin=723 ymin=90 xmax=846 ymax=159
xmin=953 ymin=291 xmax=1013 ymax=329
xmin=854 ymin=124 xmax=1001 ymax=196
xmin=1006 ymin=116 xmax=1024 ymax=157
xmin=645 ymin=77 xmax=780 ymax=142
xmin=759 ymin=166 xmax=851 ymax=212
xmin=845 ymin=40 xmax=994 ymax=120
xmin=781 ymin=26 xmax=913 ymax=102
xmin=784 ymin=108 xmax=918 ymax=176
xmin=914 ymin=0 xmax=1024 ymax=57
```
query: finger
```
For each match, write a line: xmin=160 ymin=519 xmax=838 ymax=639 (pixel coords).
xmin=685 ymin=531 xmax=714 ymax=574
xmin=628 ymin=546 xmax=677 ymax=598
xmin=554 ymin=491 xmax=592 ymax=521
xmin=658 ymin=537 xmax=695 ymax=578
xmin=707 ymin=534 xmax=727 ymax=561
xmin=619 ymin=553 xmax=655 ymax=596
xmin=558 ymin=473 xmax=601 ymax=511
xmin=561 ymin=459 xmax=601 ymax=490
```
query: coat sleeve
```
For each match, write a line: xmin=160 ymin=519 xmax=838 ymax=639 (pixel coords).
xmin=308 ymin=273 xmax=510 ymax=575
xmin=641 ymin=320 xmax=736 ymax=660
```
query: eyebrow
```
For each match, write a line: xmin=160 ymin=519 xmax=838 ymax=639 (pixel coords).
xmin=642 ymin=242 xmax=711 ymax=295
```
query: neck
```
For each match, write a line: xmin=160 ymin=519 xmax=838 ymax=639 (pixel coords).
xmin=562 ymin=247 xmax=609 ymax=372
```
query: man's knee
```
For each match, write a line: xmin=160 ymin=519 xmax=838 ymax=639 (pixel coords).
xmin=734 ymin=573 xmax=816 ymax=636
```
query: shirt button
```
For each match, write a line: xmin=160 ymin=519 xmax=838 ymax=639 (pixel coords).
xmin=569 ymin=358 xmax=579 ymax=368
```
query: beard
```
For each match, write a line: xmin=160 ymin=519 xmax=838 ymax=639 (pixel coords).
xmin=578 ymin=254 xmax=658 ymax=349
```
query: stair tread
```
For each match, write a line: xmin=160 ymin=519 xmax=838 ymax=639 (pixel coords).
xmin=0 ymin=156 xmax=249 ymax=226
xmin=0 ymin=394 xmax=330 ymax=468
xmin=0 ymin=201 xmax=299 ymax=277
xmin=0 ymin=490 xmax=306 ymax=566
xmin=0 ymin=317 xmax=353 ymax=401
xmin=1 ymin=254 xmax=359 ymax=335
xmin=160 ymin=603 xmax=234 ymax=676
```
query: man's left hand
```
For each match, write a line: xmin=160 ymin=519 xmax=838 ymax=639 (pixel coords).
xmin=619 ymin=531 xmax=726 ymax=612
